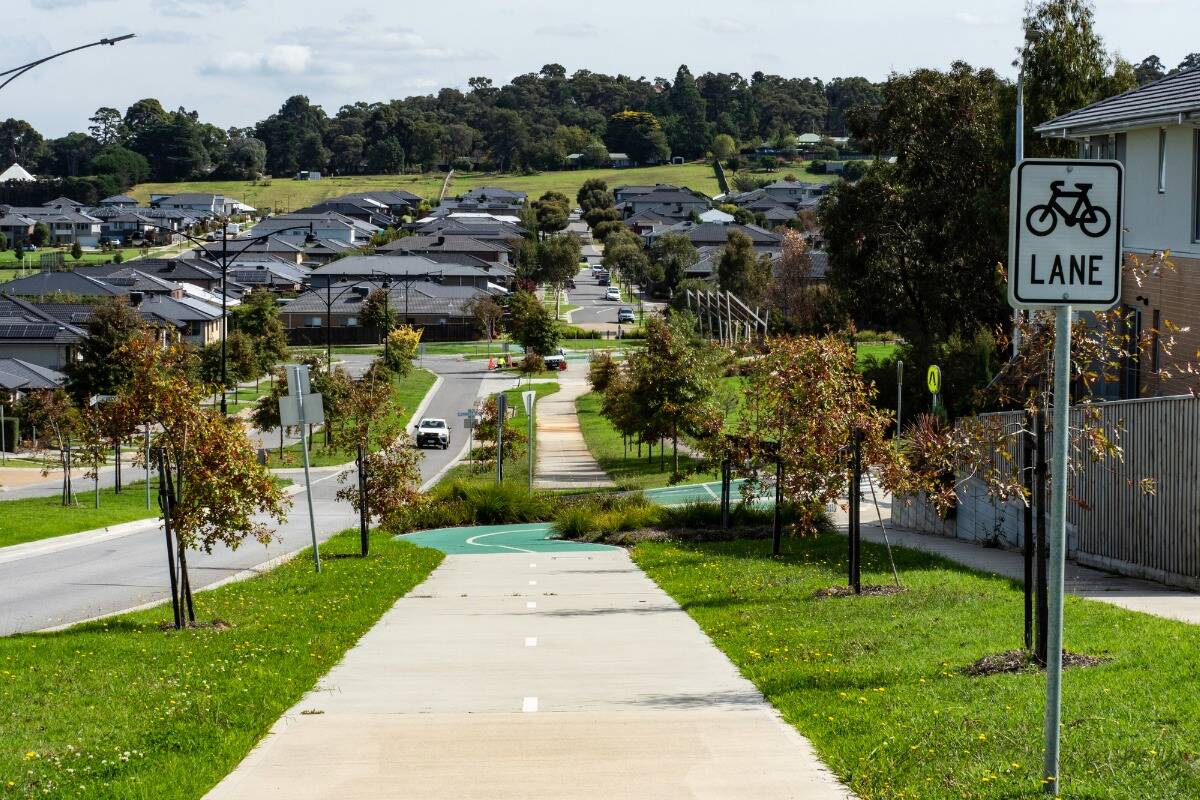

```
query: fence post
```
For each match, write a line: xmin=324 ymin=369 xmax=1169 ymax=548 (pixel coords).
xmin=1023 ymin=413 xmax=1035 ymax=651
xmin=1035 ymin=404 xmax=1049 ymax=665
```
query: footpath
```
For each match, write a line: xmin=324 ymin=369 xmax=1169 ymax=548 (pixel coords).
xmin=836 ymin=484 xmax=1200 ymax=626
xmin=205 ymin=527 xmax=854 ymax=799
xmin=533 ymin=372 xmax=613 ymax=490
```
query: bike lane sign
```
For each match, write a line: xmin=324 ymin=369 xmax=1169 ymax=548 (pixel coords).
xmin=1008 ymin=158 xmax=1123 ymax=310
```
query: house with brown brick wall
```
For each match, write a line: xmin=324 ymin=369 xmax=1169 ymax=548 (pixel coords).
xmin=1037 ymin=67 xmax=1200 ymax=397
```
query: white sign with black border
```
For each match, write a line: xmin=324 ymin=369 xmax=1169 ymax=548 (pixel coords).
xmin=1008 ymin=158 xmax=1123 ymax=310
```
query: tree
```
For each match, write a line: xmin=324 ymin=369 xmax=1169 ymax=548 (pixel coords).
xmin=384 ymin=325 xmax=422 ymax=375
xmin=603 ymin=237 xmax=652 ymax=289
xmin=29 ymin=223 xmax=50 ymax=248
xmin=252 ymin=367 xmax=290 ymax=458
xmin=362 ymin=288 xmax=395 ymax=338
xmin=43 ymin=132 xmax=98 ymax=178
xmin=537 ymin=234 xmax=581 ymax=318
xmin=22 ymin=389 xmax=82 ymax=505
xmin=0 ymin=233 xmax=7 ymax=252
xmin=218 ymin=135 xmax=267 ymax=179
xmin=255 ymin=95 xmax=329 ymax=176
xmin=716 ymin=230 xmax=771 ymax=303
xmin=337 ymin=437 xmax=424 ymax=534
xmin=466 ymin=295 xmax=505 ymax=345
xmin=0 ymin=118 xmax=46 ymax=167
xmin=532 ymin=191 xmax=571 ymax=237
xmin=90 ymin=144 xmax=150 ymax=186
xmin=587 ymin=351 xmax=619 ymax=393
xmin=109 ymin=334 xmax=289 ymax=626
xmin=579 ymin=140 xmax=611 ymax=168
xmin=518 ymin=352 xmax=546 ymax=385
xmin=227 ymin=331 xmax=261 ymax=403
xmin=1174 ymin=53 xmax=1200 ymax=74
xmin=729 ymin=335 xmax=897 ymax=535
xmin=70 ymin=241 xmax=83 ymax=262
xmin=576 ymin=178 xmax=613 ymax=216
xmin=767 ymin=229 xmax=819 ymax=331
xmin=711 ymin=133 xmax=737 ymax=163
xmin=65 ymin=298 xmax=148 ymax=405
xmin=666 ymin=65 xmax=711 ymax=159
xmin=1134 ymin=55 xmax=1167 ymax=85
xmin=650 ymin=232 xmax=698 ymax=296
xmin=88 ymin=107 xmax=125 ymax=145
xmin=232 ymin=289 xmax=289 ymax=376
xmin=625 ymin=314 xmax=723 ymax=475
xmin=605 ymin=111 xmax=670 ymax=165
xmin=508 ymin=290 xmax=560 ymax=356
xmin=822 ymin=64 xmax=1011 ymax=350
xmin=1021 ymin=0 xmax=1110 ymax=157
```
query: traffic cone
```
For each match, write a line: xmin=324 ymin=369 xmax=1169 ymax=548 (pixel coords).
xmin=488 ymin=357 xmax=495 ymax=370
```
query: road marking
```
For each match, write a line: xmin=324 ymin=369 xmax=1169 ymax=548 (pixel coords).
xmin=529 ymin=562 xmax=537 ymax=568
xmin=522 ymin=696 xmax=538 ymax=713
xmin=702 ymin=483 xmax=719 ymax=499
xmin=525 ymin=637 xmax=538 ymax=647
xmin=526 ymin=601 xmax=536 ymax=609
xmin=464 ymin=531 xmax=535 ymax=553
xmin=529 ymin=579 xmax=537 ymax=585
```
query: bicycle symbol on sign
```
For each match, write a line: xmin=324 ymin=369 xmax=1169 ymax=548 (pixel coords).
xmin=1025 ymin=180 xmax=1111 ymax=238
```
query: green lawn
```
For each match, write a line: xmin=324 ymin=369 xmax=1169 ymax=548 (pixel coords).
xmin=223 ymin=377 xmax=278 ymax=414
xmin=634 ymin=533 xmax=1200 ymax=799
xmin=857 ymin=341 xmax=899 ymax=367
xmin=0 ymin=529 xmax=442 ymax=799
xmin=732 ymin=163 xmax=841 ymax=187
xmin=128 ymin=162 xmax=722 ymax=211
xmin=263 ymin=368 xmax=436 ymax=468
xmin=575 ymin=391 xmax=717 ymax=490
xmin=0 ymin=247 xmax=162 ymax=267
xmin=436 ymin=381 xmax=559 ymax=488
xmin=0 ymin=481 xmax=161 ymax=548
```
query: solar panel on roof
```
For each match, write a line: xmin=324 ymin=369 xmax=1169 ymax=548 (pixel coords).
xmin=0 ymin=324 xmax=60 ymax=338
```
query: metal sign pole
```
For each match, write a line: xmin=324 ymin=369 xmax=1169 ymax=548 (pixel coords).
xmin=144 ymin=422 xmax=151 ymax=509
xmin=293 ymin=365 xmax=321 ymax=573
xmin=1043 ymin=305 xmax=1072 ymax=794
xmin=523 ymin=390 xmax=536 ymax=495
xmin=895 ymin=360 xmax=904 ymax=438
xmin=1 ymin=404 xmax=6 ymax=464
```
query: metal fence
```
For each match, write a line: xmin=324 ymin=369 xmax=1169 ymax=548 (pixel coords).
xmin=926 ymin=395 xmax=1200 ymax=589
xmin=287 ymin=323 xmax=478 ymax=346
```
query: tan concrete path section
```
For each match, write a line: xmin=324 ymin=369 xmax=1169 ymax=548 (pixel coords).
xmin=833 ymin=484 xmax=1200 ymax=626
xmin=205 ymin=548 xmax=854 ymax=799
xmin=534 ymin=373 xmax=613 ymax=490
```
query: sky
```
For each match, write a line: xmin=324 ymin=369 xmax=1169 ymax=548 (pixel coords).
xmin=4 ymin=0 xmax=1196 ymax=137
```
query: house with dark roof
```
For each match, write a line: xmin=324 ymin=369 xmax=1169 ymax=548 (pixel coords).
xmin=613 ymin=184 xmax=680 ymax=204
xmin=0 ymin=295 xmax=85 ymax=371
xmin=150 ymin=193 xmax=239 ymax=216
xmin=645 ymin=220 xmax=782 ymax=252
xmin=89 ymin=258 xmax=225 ymax=293
xmin=98 ymin=194 xmax=138 ymax=208
xmin=281 ymin=280 xmax=490 ymax=343
xmin=621 ymin=188 xmax=711 ymax=220
xmin=0 ymin=211 xmax=35 ymax=246
xmin=0 ymin=205 xmax=102 ymax=246
xmin=329 ymin=190 xmax=422 ymax=216
xmin=251 ymin=211 xmax=378 ymax=245
xmin=377 ymin=234 xmax=513 ymax=266
xmin=1035 ymin=66 xmax=1200 ymax=397
xmin=459 ymin=187 xmax=526 ymax=205
xmin=0 ymin=357 xmax=66 ymax=398
xmin=306 ymin=255 xmax=500 ymax=291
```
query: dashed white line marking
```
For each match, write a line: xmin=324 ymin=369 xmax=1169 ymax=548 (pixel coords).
xmin=526 ymin=601 xmax=537 ymax=609
xmin=528 ymin=580 xmax=537 ymax=585
xmin=529 ymin=563 xmax=537 ymax=568
xmin=525 ymin=637 xmax=538 ymax=647
xmin=702 ymin=483 xmax=719 ymax=499
xmin=522 ymin=696 xmax=538 ymax=713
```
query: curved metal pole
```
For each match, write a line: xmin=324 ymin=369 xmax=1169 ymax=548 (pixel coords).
xmin=0 ymin=35 xmax=135 ymax=92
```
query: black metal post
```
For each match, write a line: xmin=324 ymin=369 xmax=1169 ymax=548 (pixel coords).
xmin=156 ymin=449 xmax=182 ymax=630
xmin=357 ymin=442 xmax=369 ymax=556
xmin=326 ymin=281 xmax=333 ymax=374
xmin=851 ymin=431 xmax=863 ymax=594
xmin=720 ymin=456 xmax=731 ymax=530
xmin=219 ymin=223 xmax=229 ymax=415
xmin=771 ymin=456 xmax=783 ymax=556
xmin=1035 ymin=406 xmax=1049 ymax=665
xmin=1023 ymin=414 xmax=1035 ymax=651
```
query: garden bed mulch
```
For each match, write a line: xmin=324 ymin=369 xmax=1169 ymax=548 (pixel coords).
xmin=965 ymin=649 xmax=1109 ymax=677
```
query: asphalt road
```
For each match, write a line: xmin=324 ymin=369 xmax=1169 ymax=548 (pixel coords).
xmin=0 ymin=354 xmax=490 ymax=636
xmin=567 ymin=265 xmax=631 ymax=328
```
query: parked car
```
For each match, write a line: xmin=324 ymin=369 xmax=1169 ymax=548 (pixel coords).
xmin=617 ymin=307 xmax=635 ymax=323
xmin=565 ymin=277 xmax=576 ymax=289
xmin=605 ymin=286 xmax=621 ymax=301
xmin=414 ymin=418 xmax=451 ymax=449
xmin=597 ymin=271 xmax=610 ymax=285
xmin=542 ymin=354 xmax=568 ymax=371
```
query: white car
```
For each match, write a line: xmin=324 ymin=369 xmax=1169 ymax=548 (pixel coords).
xmin=605 ymin=286 xmax=621 ymax=301
xmin=415 ymin=418 xmax=450 ymax=449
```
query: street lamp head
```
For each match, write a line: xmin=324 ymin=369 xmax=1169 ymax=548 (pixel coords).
xmin=101 ymin=34 xmax=136 ymax=46
xmin=304 ymin=232 xmax=318 ymax=244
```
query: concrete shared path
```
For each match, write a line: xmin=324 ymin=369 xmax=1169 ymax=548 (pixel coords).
xmin=533 ymin=371 xmax=612 ymax=490
xmin=205 ymin=523 xmax=853 ymax=799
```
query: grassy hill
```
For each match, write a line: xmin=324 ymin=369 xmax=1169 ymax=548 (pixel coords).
xmin=127 ymin=162 xmax=835 ymax=211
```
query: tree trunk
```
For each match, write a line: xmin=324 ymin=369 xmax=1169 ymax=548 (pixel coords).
xmin=672 ymin=422 xmax=678 ymax=475
xmin=114 ymin=440 xmax=122 ymax=493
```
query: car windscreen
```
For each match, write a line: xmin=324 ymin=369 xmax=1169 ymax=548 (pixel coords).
xmin=421 ymin=420 xmax=446 ymax=428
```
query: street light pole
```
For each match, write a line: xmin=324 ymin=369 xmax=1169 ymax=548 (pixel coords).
xmin=220 ymin=223 xmax=229 ymax=415
xmin=0 ymin=34 xmax=135 ymax=92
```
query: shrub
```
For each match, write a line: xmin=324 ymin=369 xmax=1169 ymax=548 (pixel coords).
xmin=552 ymin=493 xmax=662 ymax=538
xmin=391 ymin=481 xmax=557 ymax=532
xmin=806 ymin=160 xmax=827 ymax=175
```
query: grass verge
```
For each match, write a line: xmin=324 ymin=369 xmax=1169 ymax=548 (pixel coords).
xmin=633 ymin=532 xmax=1200 ymax=799
xmin=263 ymin=368 xmax=436 ymax=468
xmin=0 ymin=529 xmax=443 ymax=798
xmin=576 ymin=391 xmax=716 ymax=490
xmin=0 ymin=481 xmax=161 ymax=548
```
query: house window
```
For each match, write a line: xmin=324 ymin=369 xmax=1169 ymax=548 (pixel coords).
xmin=1158 ymin=129 xmax=1167 ymax=193
xmin=306 ymin=316 xmax=323 ymax=328
xmin=345 ymin=317 xmax=358 ymax=327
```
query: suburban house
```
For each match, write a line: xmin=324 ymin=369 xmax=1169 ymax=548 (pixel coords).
xmin=150 ymin=193 xmax=249 ymax=216
xmin=97 ymin=194 xmax=139 ymax=208
xmin=0 ymin=294 xmax=85 ymax=372
xmin=281 ymin=281 xmax=492 ymax=343
xmin=330 ymin=190 xmax=423 ymax=217
xmin=566 ymin=152 xmax=633 ymax=168
xmin=89 ymin=259 xmax=226 ymax=293
xmin=0 ymin=357 xmax=66 ymax=400
xmin=306 ymin=255 xmax=501 ymax=291
xmin=0 ymin=211 xmax=34 ymax=245
xmin=296 ymin=197 xmax=398 ymax=228
xmin=0 ymin=205 xmax=102 ymax=246
xmin=377 ymin=234 xmax=513 ymax=266
xmin=1035 ymin=65 xmax=1200 ymax=397
xmin=761 ymin=179 xmax=827 ymax=208
xmin=459 ymin=187 xmax=527 ymax=205
xmin=645 ymin=220 xmax=783 ymax=252
xmin=137 ymin=294 xmax=224 ymax=346
xmin=250 ymin=211 xmax=378 ymax=246
xmin=186 ymin=237 xmax=306 ymax=265
xmin=619 ymin=187 xmax=711 ymax=219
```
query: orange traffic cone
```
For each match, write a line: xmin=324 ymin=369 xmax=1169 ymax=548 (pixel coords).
xmin=488 ymin=357 xmax=495 ymax=370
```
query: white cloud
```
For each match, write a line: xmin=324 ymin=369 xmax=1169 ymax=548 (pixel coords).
xmin=953 ymin=11 xmax=1003 ymax=26
xmin=201 ymin=45 xmax=314 ymax=76
xmin=151 ymin=0 xmax=245 ymax=17
xmin=533 ymin=22 xmax=601 ymax=37
xmin=696 ymin=17 xmax=753 ymax=34
xmin=30 ymin=0 xmax=113 ymax=7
